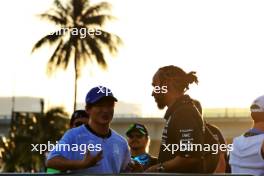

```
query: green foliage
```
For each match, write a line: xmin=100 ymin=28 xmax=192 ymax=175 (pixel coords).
xmin=0 ymin=107 xmax=69 ymax=172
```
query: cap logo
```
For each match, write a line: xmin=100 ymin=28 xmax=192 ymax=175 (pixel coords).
xmin=97 ymin=86 xmax=112 ymax=96
xmin=135 ymin=124 xmax=145 ymax=131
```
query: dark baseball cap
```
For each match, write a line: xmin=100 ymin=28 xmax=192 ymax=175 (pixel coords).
xmin=85 ymin=86 xmax=118 ymax=104
xmin=70 ymin=110 xmax=89 ymax=127
xmin=126 ymin=123 xmax=148 ymax=136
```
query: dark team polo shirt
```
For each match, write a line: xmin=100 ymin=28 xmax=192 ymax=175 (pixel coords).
xmin=158 ymin=95 xmax=203 ymax=172
xmin=205 ymin=123 xmax=226 ymax=145
xmin=205 ymin=123 xmax=231 ymax=173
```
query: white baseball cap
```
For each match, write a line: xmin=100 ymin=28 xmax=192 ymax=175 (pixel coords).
xmin=250 ymin=95 xmax=264 ymax=112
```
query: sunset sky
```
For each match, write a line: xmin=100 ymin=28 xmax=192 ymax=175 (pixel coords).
xmin=0 ymin=0 xmax=264 ymax=116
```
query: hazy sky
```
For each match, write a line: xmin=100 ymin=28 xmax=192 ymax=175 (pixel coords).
xmin=0 ymin=0 xmax=264 ymax=116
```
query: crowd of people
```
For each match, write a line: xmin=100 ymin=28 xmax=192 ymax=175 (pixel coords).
xmin=45 ymin=65 xmax=264 ymax=175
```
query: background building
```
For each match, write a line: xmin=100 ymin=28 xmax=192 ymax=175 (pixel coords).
xmin=0 ymin=97 xmax=44 ymax=136
xmin=0 ymin=97 xmax=252 ymax=157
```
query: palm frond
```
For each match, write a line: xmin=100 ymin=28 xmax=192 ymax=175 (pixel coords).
xmin=85 ymin=37 xmax=107 ymax=68
xmin=95 ymin=30 xmax=123 ymax=54
xmin=83 ymin=2 xmax=112 ymax=17
xmin=76 ymin=39 xmax=97 ymax=72
xmin=83 ymin=15 xmax=115 ymax=26
xmin=38 ymin=13 xmax=67 ymax=26
xmin=54 ymin=0 xmax=68 ymax=15
xmin=78 ymin=40 xmax=91 ymax=64
xmin=60 ymin=38 xmax=73 ymax=70
xmin=47 ymin=40 xmax=64 ymax=75
xmin=71 ymin=0 xmax=86 ymax=20
xmin=76 ymin=39 xmax=96 ymax=75
xmin=32 ymin=30 xmax=63 ymax=53
xmin=51 ymin=0 xmax=69 ymax=22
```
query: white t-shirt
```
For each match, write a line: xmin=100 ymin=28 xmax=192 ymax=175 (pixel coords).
xmin=230 ymin=133 xmax=264 ymax=176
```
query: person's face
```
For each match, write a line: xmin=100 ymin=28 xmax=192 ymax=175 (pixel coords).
xmin=127 ymin=131 xmax=148 ymax=151
xmin=87 ymin=98 xmax=115 ymax=125
xmin=72 ymin=118 xmax=88 ymax=128
xmin=152 ymin=73 xmax=167 ymax=109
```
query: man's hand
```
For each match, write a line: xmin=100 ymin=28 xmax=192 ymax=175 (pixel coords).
xmin=79 ymin=150 xmax=103 ymax=169
xmin=126 ymin=161 xmax=144 ymax=172
xmin=145 ymin=164 xmax=158 ymax=172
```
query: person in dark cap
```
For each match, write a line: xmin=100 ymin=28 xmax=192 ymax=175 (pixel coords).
xmin=70 ymin=110 xmax=89 ymax=128
xmin=46 ymin=86 xmax=133 ymax=174
xmin=46 ymin=110 xmax=89 ymax=174
xmin=126 ymin=123 xmax=158 ymax=170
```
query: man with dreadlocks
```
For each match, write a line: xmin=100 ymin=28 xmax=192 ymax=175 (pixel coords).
xmin=146 ymin=65 xmax=204 ymax=173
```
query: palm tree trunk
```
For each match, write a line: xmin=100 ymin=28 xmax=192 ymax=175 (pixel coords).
xmin=73 ymin=70 xmax=77 ymax=112
xmin=73 ymin=49 xmax=78 ymax=112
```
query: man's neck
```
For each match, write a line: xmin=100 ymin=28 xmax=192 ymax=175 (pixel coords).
xmin=166 ymin=93 xmax=184 ymax=108
xmin=88 ymin=121 xmax=110 ymax=136
xmin=131 ymin=148 xmax=146 ymax=157
xmin=253 ymin=122 xmax=264 ymax=131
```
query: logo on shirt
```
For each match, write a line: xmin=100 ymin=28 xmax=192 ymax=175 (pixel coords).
xmin=161 ymin=116 xmax=171 ymax=144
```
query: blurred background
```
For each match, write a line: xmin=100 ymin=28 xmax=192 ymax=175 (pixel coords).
xmin=0 ymin=0 xmax=263 ymax=172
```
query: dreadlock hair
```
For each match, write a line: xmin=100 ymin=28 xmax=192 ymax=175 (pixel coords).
xmin=157 ymin=65 xmax=198 ymax=93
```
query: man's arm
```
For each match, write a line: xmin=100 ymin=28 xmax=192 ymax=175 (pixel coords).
xmin=46 ymin=150 xmax=103 ymax=171
xmin=121 ymin=141 xmax=144 ymax=173
xmin=46 ymin=156 xmax=84 ymax=171
xmin=214 ymin=152 xmax=226 ymax=173
xmin=261 ymin=141 xmax=264 ymax=159
xmin=146 ymin=155 xmax=199 ymax=172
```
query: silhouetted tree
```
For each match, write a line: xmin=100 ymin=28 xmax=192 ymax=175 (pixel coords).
xmin=32 ymin=0 xmax=122 ymax=110
xmin=0 ymin=107 xmax=69 ymax=172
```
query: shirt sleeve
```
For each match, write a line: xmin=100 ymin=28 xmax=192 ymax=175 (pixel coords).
xmin=47 ymin=129 xmax=74 ymax=160
xmin=168 ymin=105 xmax=203 ymax=158
xmin=120 ymin=140 xmax=132 ymax=172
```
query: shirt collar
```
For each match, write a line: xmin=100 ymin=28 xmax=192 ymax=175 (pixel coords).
xmin=164 ymin=94 xmax=192 ymax=120
xmin=85 ymin=124 xmax=112 ymax=139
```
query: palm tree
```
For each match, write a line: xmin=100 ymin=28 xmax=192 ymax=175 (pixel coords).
xmin=32 ymin=0 xmax=122 ymax=110
xmin=1 ymin=108 xmax=69 ymax=172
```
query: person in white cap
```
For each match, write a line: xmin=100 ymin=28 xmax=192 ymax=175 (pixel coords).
xmin=229 ymin=95 xmax=264 ymax=176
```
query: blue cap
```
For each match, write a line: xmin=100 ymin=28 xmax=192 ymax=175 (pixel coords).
xmin=85 ymin=86 xmax=118 ymax=104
